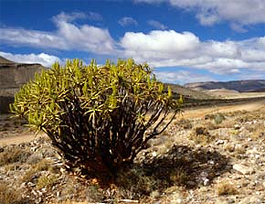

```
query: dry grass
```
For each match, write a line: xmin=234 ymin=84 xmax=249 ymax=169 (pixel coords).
xmin=173 ymin=118 xmax=193 ymax=130
xmin=189 ymin=126 xmax=215 ymax=144
xmin=215 ymin=181 xmax=238 ymax=196
xmin=0 ymin=182 xmax=32 ymax=204
xmin=21 ymin=167 xmax=39 ymax=183
xmin=57 ymin=201 xmax=88 ymax=204
xmin=21 ymin=158 xmax=55 ymax=184
xmin=251 ymin=128 xmax=265 ymax=139
xmin=115 ymin=166 xmax=158 ymax=199
xmin=0 ymin=145 xmax=31 ymax=166
xmin=35 ymin=158 xmax=52 ymax=171
xmin=205 ymin=113 xmax=226 ymax=125
xmin=36 ymin=173 xmax=58 ymax=189
xmin=169 ymin=167 xmax=189 ymax=185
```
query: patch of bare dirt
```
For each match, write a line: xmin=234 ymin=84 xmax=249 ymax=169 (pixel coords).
xmin=180 ymin=98 xmax=265 ymax=119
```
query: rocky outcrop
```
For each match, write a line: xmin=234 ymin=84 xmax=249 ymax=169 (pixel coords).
xmin=0 ymin=56 xmax=45 ymax=113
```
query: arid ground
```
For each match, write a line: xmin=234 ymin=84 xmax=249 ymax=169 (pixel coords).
xmin=1 ymin=99 xmax=265 ymax=203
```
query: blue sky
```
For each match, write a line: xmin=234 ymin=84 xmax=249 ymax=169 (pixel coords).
xmin=0 ymin=0 xmax=265 ymax=85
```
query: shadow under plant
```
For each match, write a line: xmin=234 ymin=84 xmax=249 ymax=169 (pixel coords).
xmin=0 ymin=136 xmax=232 ymax=203
xmin=114 ymin=144 xmax=231 ymax=200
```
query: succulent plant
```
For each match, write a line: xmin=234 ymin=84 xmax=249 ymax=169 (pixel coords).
xmin=11 ymin=58 xmax=181 ymax=178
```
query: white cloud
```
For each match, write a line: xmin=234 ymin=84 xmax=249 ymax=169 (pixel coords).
xmin=121 ymin=30 xmax=200 ymax=55
xmin=118 ymin=17 xmax=138 ymax=26
xmin=87 ymin=12 xmax=103 ymax=21
xmin=0 ymin=28 xmax=66 ymax=49
xmin=196 ymin=11 xmax=221 ymax=26
xmin=147 ymin=20 xmax=167 ymax=30
xmin=154 ymin=70 xmax=213 ymax=84
xmin=52 ymin=11 xmax=103 ymax=22
xmin=53 ymin=11 xmax=87 ymax=22
xmin=203 ymin=41 xmax=241 ymax=59
xmin=230 ymin=23 xmax=248 ymax=33
xmin=135 ymin=0 xmax=265 ymax=28
xmin=120 ymin=29 xmax=265 ymax=76
xmin=0 ymin=12 xmax=115 ymax=55
xmin=0 ymin=52 xmax=61 ymax=67
xmin=1 ymin=10 xmax=265 ymax=84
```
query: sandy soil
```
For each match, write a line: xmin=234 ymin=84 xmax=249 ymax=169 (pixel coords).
xmin=180 ymin=98 xmax=265 ymax=119
xmin=206 ymin=90 xmax=265 ymax=99
xmin=1 ymin=99 xmax=265 ymax=146
xmin=0 ymin=132 xmax=45 ymax=146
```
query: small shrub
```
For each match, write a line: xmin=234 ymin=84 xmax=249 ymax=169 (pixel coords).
xmin=216 ymin=181 xmax=238 ymax=196
xmin=11 ymin=59 xmax=181 ymax=178
xmin=86 ymin=184 xmax=105 ymax=202
xmin=22 ymin=168 xmax=39 ymax=183
xmin=174 ymin=118 xmax=192 ymax=129
xmin=189 ymin=127 xmax=214 ymax=144
xmin=205 ymin=113 xmax=226 ymax=125
xmin=21 ymin=159 xmax=54 ymax=183
xmin=214 ymin=113 xmax=225 ymax=125
xmin=4 ymin=163 xmax=22 ymax=173
xmin=36 ymin=174 xmax=58 ymax=189
xmin=195 ymin=127 xmax=209 ymax=135
xmin=35 ymin=158 xmax=52 ymax=171
xmin=169 ymin=167 xmax=188 ymax=185
xmin=0 ymin=182 xmax=31 ymax=204
xmin=26 ymin=153 xmax=44 ymax=165
xmin=0 ymin=146 xmax=31 ymax=166
xmin=116 ymin=166 xmax=157 ymax=197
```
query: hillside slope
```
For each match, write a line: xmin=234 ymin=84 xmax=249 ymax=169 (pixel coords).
xmin=165 ymin=83 xmax=214 ymax=100
xmin=0 ymin=56 xmax=45 ymax=113
xmin=185 ymin=80 xmax=265 ymax=93
xmin=0 ymin=56 xmax=45 ymax=93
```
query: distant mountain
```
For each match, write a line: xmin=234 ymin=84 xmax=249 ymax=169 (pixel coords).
xmin=0 ymin=56 xmax=14 ymax=64
xmin=165 ymin=83 xmax=214 ymax=100
xmin=0 ymin=56 xmax=45 ymax=113
xmin=184 ymin=80 xmax=265 ymax=93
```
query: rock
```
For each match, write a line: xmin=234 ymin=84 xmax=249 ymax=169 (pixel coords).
xmin=239 ymin=196 xmax=262 ymax=204
xmin=234 ymin=124 xmax=240 ymax=129
xmin=233 ymin=163 xmax=255 ymax=175
xmin=216 ymin=140 xmax=225 ymax=145
xmin=170 ymin=192 xmax=184 ymax=204
xmin=215 ymin=198 xmax=229 ymax=204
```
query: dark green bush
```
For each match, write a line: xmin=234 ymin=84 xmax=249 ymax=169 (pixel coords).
xmin=11 ymin=59 xmax=180 ymax=177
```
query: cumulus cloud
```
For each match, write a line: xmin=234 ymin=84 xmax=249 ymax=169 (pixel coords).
xmin=0 ymin=51 xmax=61 ymax=67
xmin=120 ymin=29 xmax=265 ymax=76
xmin=154 ymin=70 xmax=213 ymax=84
xmin=135 ymin=0 xmax=265 ymax=29
xmin=0 ymin=12 xmax=115 ymax=55
xmin=147 ymin=20 xmax=167 ymax=30
xmin=121 ymin=30 xmax=200 ymax=55
xmin=118 ymin=17 xmax=138 ymax=26
xmin=1 ymin=10 xmax=265 ymax=83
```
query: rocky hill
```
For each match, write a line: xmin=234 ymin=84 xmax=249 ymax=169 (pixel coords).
xmin=185 ymin=80 xmax=265 ymax=93
xmin=165 ymin=83 xmax=214 ymax=100
xmin=0 ymin=56 xmax=45 ymax=113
